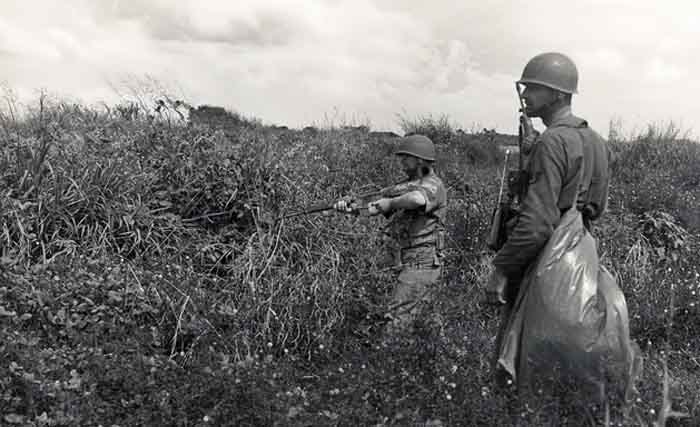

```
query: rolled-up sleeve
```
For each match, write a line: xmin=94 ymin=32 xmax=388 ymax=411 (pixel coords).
xmin=414 ymin=176 xmax=445 ymax=214
xmin=492 ymin=138 xmax=566 ymax=280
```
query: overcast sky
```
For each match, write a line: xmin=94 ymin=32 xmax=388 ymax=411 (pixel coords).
xmin=1 ymin=0 xmax=699 ymax=136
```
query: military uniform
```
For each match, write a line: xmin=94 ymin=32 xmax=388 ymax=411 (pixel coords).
xmin=491 ymin=106 xmax=612 ymax=383
xmin=493 ymin=106 xmax=611 ymax=281
xmin=382 ymin=170 xmax=447 ymax=332
xmin=335 ymin=134 xmax=445 ymax=336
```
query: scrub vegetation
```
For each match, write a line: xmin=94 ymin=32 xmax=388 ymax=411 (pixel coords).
xmin=1 ymin=93 xmax=699 ymax=426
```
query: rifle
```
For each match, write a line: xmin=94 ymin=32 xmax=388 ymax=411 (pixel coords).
xmin=486 ymin=84 xmax=536 ymax=251
xmin=509 ymin=82 xmax=535 ymax=203
xmin=277 ymin=181 xmax=421 ymax=221
xmin=487 ymin=149 xmax=511 ymax=251
xmin=277 ymin=199 xmax=368 ymax=221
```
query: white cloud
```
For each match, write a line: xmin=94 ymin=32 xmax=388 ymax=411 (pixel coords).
xmin=0 ymin=19 xmax=62 ymax=60
xmin=1 ymin=0 xmax=699 ymax=135
xmin=644 ymin=57 xmax=688 ymax=84
xmin=575 ymin=49 xmax=627 ymax=76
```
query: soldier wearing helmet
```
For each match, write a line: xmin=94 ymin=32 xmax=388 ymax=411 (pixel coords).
xmin=485 ymin=52 xmax=613 ymax=385
xmin=334 ymin=134 xmax=447 ymax=337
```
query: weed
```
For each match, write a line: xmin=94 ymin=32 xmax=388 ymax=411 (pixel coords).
xmin=1 ymin=100 xmax=699 ymax=425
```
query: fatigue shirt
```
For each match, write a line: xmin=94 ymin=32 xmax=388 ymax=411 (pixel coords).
xmin=384 ymin=170 xmax=447 ymax=261
xmin=493 ymin=107 xmax=611 ymax=280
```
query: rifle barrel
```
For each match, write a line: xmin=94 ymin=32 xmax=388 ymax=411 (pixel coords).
xmin=496 ymin=149 xmax=510 ymax=205
xmin=278 ymin=204 xmax=332 ymax=220
xmin=515 ymin=83 xmax=526 ymax=172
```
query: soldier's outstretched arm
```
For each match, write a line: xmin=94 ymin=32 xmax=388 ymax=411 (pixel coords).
xmin=368 ymin=190 xmax=426 ymax=216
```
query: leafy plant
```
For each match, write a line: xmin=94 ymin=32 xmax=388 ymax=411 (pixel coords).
xmin=1 ymin=98 xmax=699 ymax=425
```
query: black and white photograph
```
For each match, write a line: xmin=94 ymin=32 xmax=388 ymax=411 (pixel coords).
xmin=1 ymin=1 xmax=699 ymax=425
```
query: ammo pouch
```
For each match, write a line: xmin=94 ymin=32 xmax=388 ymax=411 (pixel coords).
xmin=435 ymin=230 xmax=445 ymax=252
xmin=399 ymin=230 xmax=445 ymax=269
xmin=434 ymin=230 xmax=445 ymax=267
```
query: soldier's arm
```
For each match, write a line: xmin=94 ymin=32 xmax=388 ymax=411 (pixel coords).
xmin=373 ymin=178 xmax=444 ymax=214
xmin=372 ymin=190 xmax=426 ymax=215
xmin=386 ymin=190 xmax=427 ymax=210
xmin=492 ymin=137 xmax=566 ymax=280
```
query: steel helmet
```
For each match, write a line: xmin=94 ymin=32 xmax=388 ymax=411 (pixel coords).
xmin=517 ymin=52 xmax=578 ymax=94
xmin=394 ymin=134 xmax=435 ymax=161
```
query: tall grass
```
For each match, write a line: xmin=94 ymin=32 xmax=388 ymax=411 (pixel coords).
xmin=1 ymin=102 xmax=699 ymax=425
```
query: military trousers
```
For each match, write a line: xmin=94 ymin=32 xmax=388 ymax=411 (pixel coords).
xmin=384 ymin=245 xmax=442 ymax=335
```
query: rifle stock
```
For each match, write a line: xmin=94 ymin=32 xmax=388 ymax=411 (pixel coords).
xmin=487 ymin=205 xmax=504 ymax=251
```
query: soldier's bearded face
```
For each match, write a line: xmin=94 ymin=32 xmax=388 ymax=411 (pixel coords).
xmin=398 ymin=154 xmax=419 ymax=176
xmin=521 ymin=83 xmax=557 ymax=118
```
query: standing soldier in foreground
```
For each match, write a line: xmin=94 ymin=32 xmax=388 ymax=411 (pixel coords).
xmin=334 ymin=134 xmax=447 ymax=337
xmin=485 ymin=52 xmax=639 ymax=398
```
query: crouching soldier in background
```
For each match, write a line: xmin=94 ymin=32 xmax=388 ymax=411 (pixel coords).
xmin=334 ymin=134 xmax=447 ymax=338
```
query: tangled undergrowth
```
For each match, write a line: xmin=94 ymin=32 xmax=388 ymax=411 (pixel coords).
xmin=1 ymin=99 xmax=699 ymax=426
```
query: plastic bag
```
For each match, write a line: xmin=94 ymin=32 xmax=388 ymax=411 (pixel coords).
xmin=497 ymin=206 xmax=640 ymax=399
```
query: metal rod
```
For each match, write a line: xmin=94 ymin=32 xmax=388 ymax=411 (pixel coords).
xmin=496 ymin=149 xmax=510 ymax=205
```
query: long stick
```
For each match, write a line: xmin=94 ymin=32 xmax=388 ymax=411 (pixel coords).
xmin=182 ymin=209 xmax=237 ymax=223
xmin=497 ymin=149 xmax=510 ymax=205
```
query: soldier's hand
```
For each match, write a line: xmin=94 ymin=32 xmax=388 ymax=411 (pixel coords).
xmin=485 ymin=268 xmax=508 ymax=305
xmin=519 ymin=115 xmax=539 ymax=154
xmin=333 ymin=198 xmax=355 ymax=213
xmin=522 ymin=130 xmax=540 ymax=154
xmin=519 ymin=114 xmax=534 ymax=134
xmin=368 ymin=198 xmax=392 ymax=216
